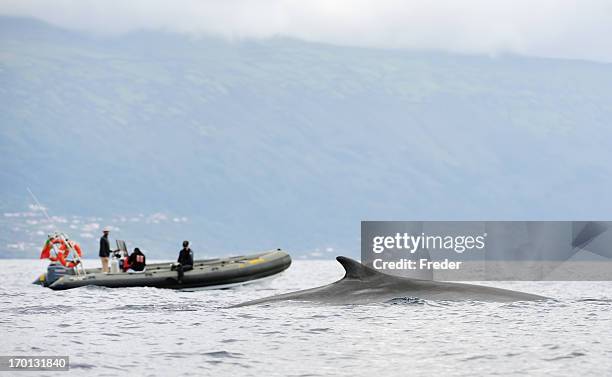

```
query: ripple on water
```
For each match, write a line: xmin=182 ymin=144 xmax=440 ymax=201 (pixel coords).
xmin=543 ymin=352 xmax=587 ymax=361
xmin=10 ymin=304 xmax=74 ymax=315
xmin=384 ymin=297 xmax=425 ymax=305
xmin=203 ymin=351 xmax=244 ymax=358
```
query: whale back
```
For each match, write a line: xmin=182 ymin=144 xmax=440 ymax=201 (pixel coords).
xmin=230 ymin=256 xmax=549 ymax=307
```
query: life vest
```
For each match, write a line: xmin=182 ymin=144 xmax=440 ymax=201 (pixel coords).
xmin=64 ymin=240 xmax=83 ymax=257
xmin=40 ymin=238 xmax=60 ymax=259
xmin=40 ymin=237 xmax=82 ymax=267
xmin=57 ymin=250 xmax=80 ymax=268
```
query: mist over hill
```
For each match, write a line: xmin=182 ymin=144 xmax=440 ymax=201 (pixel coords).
xmin=1 ymin=16 xmax=612 ymax=259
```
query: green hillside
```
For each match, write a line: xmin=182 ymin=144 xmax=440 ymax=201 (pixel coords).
xmin=1 ymin=17 xmax=612 ymax=258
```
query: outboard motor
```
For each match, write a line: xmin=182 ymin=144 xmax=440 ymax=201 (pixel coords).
xmin=36 ymin=263 xmax=75 ymax=287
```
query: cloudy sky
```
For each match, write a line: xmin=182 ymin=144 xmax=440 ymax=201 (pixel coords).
xmin=1 ymin=0 xmax=612 ymax=62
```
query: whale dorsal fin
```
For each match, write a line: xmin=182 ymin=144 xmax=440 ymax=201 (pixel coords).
xmin=336 ymin=256 xmax=380 ymax=280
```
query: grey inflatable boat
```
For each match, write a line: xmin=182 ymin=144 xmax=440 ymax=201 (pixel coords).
xmin=34 ymin=249 xmax=291 ymax=290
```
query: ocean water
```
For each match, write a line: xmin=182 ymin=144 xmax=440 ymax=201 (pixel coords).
xmin=1 ymin=259 xmax=611 ymax=376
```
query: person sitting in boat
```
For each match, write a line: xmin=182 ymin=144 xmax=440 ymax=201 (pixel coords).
xmin=125 ymin=247 xmax=146 ymax=272
xmin=172 ymin=240 xmax=194 ymax=284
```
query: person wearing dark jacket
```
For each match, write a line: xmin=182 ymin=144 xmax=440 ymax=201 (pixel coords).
xmin=99 ymin=227 xmax=112 ymax=273
xmin=127 ymin=248 xmax=146 ymax=272
xmin=173 ymin=240 xmax=194 ymax=283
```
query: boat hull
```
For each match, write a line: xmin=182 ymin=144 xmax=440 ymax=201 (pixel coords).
xmin=44 ymin=250 xmax=291 ymax=290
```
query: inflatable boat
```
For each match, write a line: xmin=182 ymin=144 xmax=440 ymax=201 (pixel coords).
xmin=34 ymin=249 xmax=291 ymax=290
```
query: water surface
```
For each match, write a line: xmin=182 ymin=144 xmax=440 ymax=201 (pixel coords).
xmin=1 ymin=259 xmax=611 ymax=376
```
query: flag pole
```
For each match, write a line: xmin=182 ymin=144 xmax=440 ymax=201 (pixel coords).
xmin=26 ymin=188 xmax=86 ymax=275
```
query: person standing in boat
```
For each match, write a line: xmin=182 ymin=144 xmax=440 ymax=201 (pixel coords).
xmin=99 ymin=226 xmax=112 ymax=273
xmin=174 ymin=240 xmax=194 ymax=284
